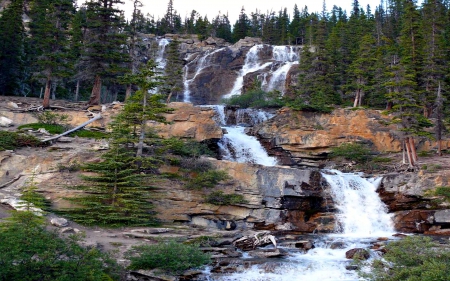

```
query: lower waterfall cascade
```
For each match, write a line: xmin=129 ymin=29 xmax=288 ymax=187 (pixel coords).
xmin=203 ymin=170 xmax=395 ymax=281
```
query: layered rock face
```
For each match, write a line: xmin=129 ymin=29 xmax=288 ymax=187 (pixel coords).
xmin=251 ymin=107 xmax=449 ymax=168
xmin=380 ymin=168 xmax=450 ymax=234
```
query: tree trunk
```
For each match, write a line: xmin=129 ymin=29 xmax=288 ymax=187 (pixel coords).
xmin=405 ymin=137 xmax=414 ymax=167
xmin=409 ymin=137 xmax=418 ymax=164
xmin=125 ymin=84 xmax=132 ymax=101
xmin=51 ymin=81 xmax=56 ymax=100
xmin=353 ymin=90 xmax=359 ymax=107
xmin=74 ymin=80 xmax=80 ymax=102
xmin=43 ymin=76 xmax=51 ymax=109
xmin=402 ymin=140 xmax=406 ymax=164
xmin=87 ymin=75 xmax=101 ymax=106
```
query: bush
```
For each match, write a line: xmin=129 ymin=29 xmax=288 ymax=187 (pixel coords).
xmin=34 ymin=111 xmax=69 ymax=125
xmin=160 ymin=138 xmax=213 ymax=158
xmin=186 ymin=170 xmax=230 ymax=189
xmin=0 ymin=131 xmax=41 ymax=151
xmin=433 ymin=186 xmax=450 ymax=201
xmin=0 ymin=211 xmax=121 ymax=281
xmin=359 ymin=236 xmax=450 ymax=281
xmin=222 ymin=88 xmax=283 ymax=108
xmin=330 ymin=143 xmax=372 ymax=163
xmin=205 ymin=191 xmax=248 ymax=205
xmin=127 ymin=241 xmax=210 ymax=274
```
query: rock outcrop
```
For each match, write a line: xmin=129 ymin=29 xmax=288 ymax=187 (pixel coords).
xmin=252 ymin=107 xmax=450 ymax=167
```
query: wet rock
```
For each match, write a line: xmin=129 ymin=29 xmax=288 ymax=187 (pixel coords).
xmin=330 ymin=241 xmax=346 ymax=249
xmin=345 ymin=248 xmax=370 ymax=260
xmin=346 ymin=265 xmax=359 ymax=270
xmin=179 ymin=270 xmax=203 ymax=281
xmin=127 ymin=270 xmax=176 ymax=281
xmin=294 ymin=240 xmax=315 ymax=251
xmin=249 ymin=248 xmax=288 ymax=259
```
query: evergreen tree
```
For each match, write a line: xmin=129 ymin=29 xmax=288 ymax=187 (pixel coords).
xmin=0 ymin=0 xmax=26 ymax=96
xmin=66 ymin=63 xmax=170 ymax=226
xmin=76 ymin=0 xmax=129 ymax=106
xmin=29 ymin=0 xmax=75 ymax=108
xmin=233 ymin=7 xmax=250 ymax=41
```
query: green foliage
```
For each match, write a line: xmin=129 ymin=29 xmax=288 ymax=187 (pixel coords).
xmin=18 ymin=123 xmax=109 ymax=139
xmin=0 ymin=211 xmax=121 ymax=281
xmin=223 ymin=87 xmax=283 ymax=108
xmin=0 ymin=131 xmax=41 ymax=151
xmin=205 ymin=191 xmax=248 ymax=205
xmin=34 ymin=111 xmax=69 ymax=125
xmin=360 ymin=236 xmax=450 ymax=281
xmin=18 ymin=123 xmax=66 ymax=134
xmin=432 ymin=186 xmax=450 ymax=201
xmin=160 ymin=138 xmax=213 ymax=158
xmin=19 ymin=171 xmax=49 ymax=212
xmin=186 ymin=170 xmax=230 ymax=190
xmin=127 ymin=241 xmax=210 ymax=274
xmin=330 ymin=143 xmax=372 ymax=163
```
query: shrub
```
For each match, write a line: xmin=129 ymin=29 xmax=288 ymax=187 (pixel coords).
xmin=359 ymin=236 xmax=450 ymax=281
xmin=0 ymin=211 xmax=121 ymax=281
xmin=330 ymin=143 xmax=372 ymax=163
xmin=127 ymin=241 xmax=210 ymax=274
xmin=34 ymin=111 xmax=69 ymax=125
xmin=433 ymin=186 xmax=450 ymax=201
xmin=205 ymin=191 xmax=248 ymax=205
xmin=186 ymin=170 xmax=230 ymax=189
xmin=160 ymin=138 xmax=213 ymax=158
xmin=0 ymin=131 xmax=41 ymax=151
xmin=222 ymin=88 xmax=283 ymax=108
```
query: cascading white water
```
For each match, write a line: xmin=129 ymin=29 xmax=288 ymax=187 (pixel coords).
xmin=223 ymin=45 xmax=272 ymax=99
xmin=155 ymin=38 xmax=170 ymax=70
xmin=322 ymin=170 xmax=394 ymax=237
xmin=183 ymin=48 xmax=226 ymax=102
xmin=265 ymin=46 xmax=299 ymax=93
xmin=207 ymin=171 xmax=394 ymax=281
xmin=213 ymin=105 xmax=277 ymax=166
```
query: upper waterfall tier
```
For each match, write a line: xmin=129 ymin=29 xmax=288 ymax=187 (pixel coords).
xmin=182 ymin=43 xmax=301 ymax=104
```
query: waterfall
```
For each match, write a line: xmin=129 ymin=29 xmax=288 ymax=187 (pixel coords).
xmin=223 ymin=45 xmax=272 ymax=99
xmin=207 ymin=171 xmax=394 ymax=280
xmin=265 ymin=46 xmax=299 ymax=93
xmin=183 ymin=48 xmax=226 ymax=103
xmin=155 ymin=38 xmax=170 ymax=70
xmin=213 ymin=105 xmax=277 ymax=166
xmin=322 ymin=170 xmax=394 ymax=236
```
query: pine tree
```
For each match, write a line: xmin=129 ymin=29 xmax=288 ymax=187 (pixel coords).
xmin=233 ymin=7 xmax=250 ymax=42
xmin=29 ymin=0 xmax=75 ymax=108
xmin=161 ymin=40 xmax=183 ymax=102
xmin=0 ymin=0 xmax=26 ymax=96
xmin=76 ymin=0 xmax=129 ymax=106
xmin=65 ymin=63 xmax=170 ymax=226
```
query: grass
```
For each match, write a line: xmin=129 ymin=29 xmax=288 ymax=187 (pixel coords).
xmin=204 ymin=191 xmax=248 ymax=205
xmin=126 ymin=241 xmax=211 ymax=274
xmin=18 ymin=123 xmax=109 ymax=139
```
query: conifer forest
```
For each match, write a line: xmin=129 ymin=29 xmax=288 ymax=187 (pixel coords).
xmin=0 ymin=0 xmax=449 ymax=155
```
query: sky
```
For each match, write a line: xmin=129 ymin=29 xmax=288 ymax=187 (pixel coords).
xmin=78 ymin=0 xmax=384 ymax=24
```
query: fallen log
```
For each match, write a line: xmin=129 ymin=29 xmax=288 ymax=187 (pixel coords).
xmin=41 ymin=113 xmax=102 ymax=143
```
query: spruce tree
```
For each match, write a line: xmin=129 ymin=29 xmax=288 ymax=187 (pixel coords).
xmin=65 ymin=62 xmax=170 ymax=226
xmin=76 ymin=0 xmax=129 ymax=106
xmin=0 ymin=0 xmax=26 ymax=96
xmin=29 ymin=0 xmax=75 ymax=108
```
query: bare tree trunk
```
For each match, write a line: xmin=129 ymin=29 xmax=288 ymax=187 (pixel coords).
xmin=125 ymin=84 xmax=132 ymax=101
xmin=39 ymin=87 xmax=43 ymax=99
xmin=87 ymin=75 xmax=101 ymax=106
xmin=409 ymin=138 xmax=418 ymax=164
xmin=353 ymin=90 xmax=359 ymax=108
xmin=436 ymin=81 xmax=443 ymax=156
xmin=405 ymin=137 xmax=414 ymax=167
xmin=43 ymin=76 xmax=51 ymax=109
xmin=75 ymin=80 xmax=80 ymax=102
xmin=402 ymin=140 xmax=407 ymax=164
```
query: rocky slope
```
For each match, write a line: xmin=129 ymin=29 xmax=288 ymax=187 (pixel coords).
xmin=2 ymin=99 xmax=450 ymax=235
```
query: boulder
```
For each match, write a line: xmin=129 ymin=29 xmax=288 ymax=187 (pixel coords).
xmin=50 ymin=217 xmax=69 ymax=227
xmin=0 ymin=116 xmax=13 ymax=127
xmin=434 ymin=209 xmax=450 ymax=223
xmin=345 ymin=248 xmax=370 ymax=260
